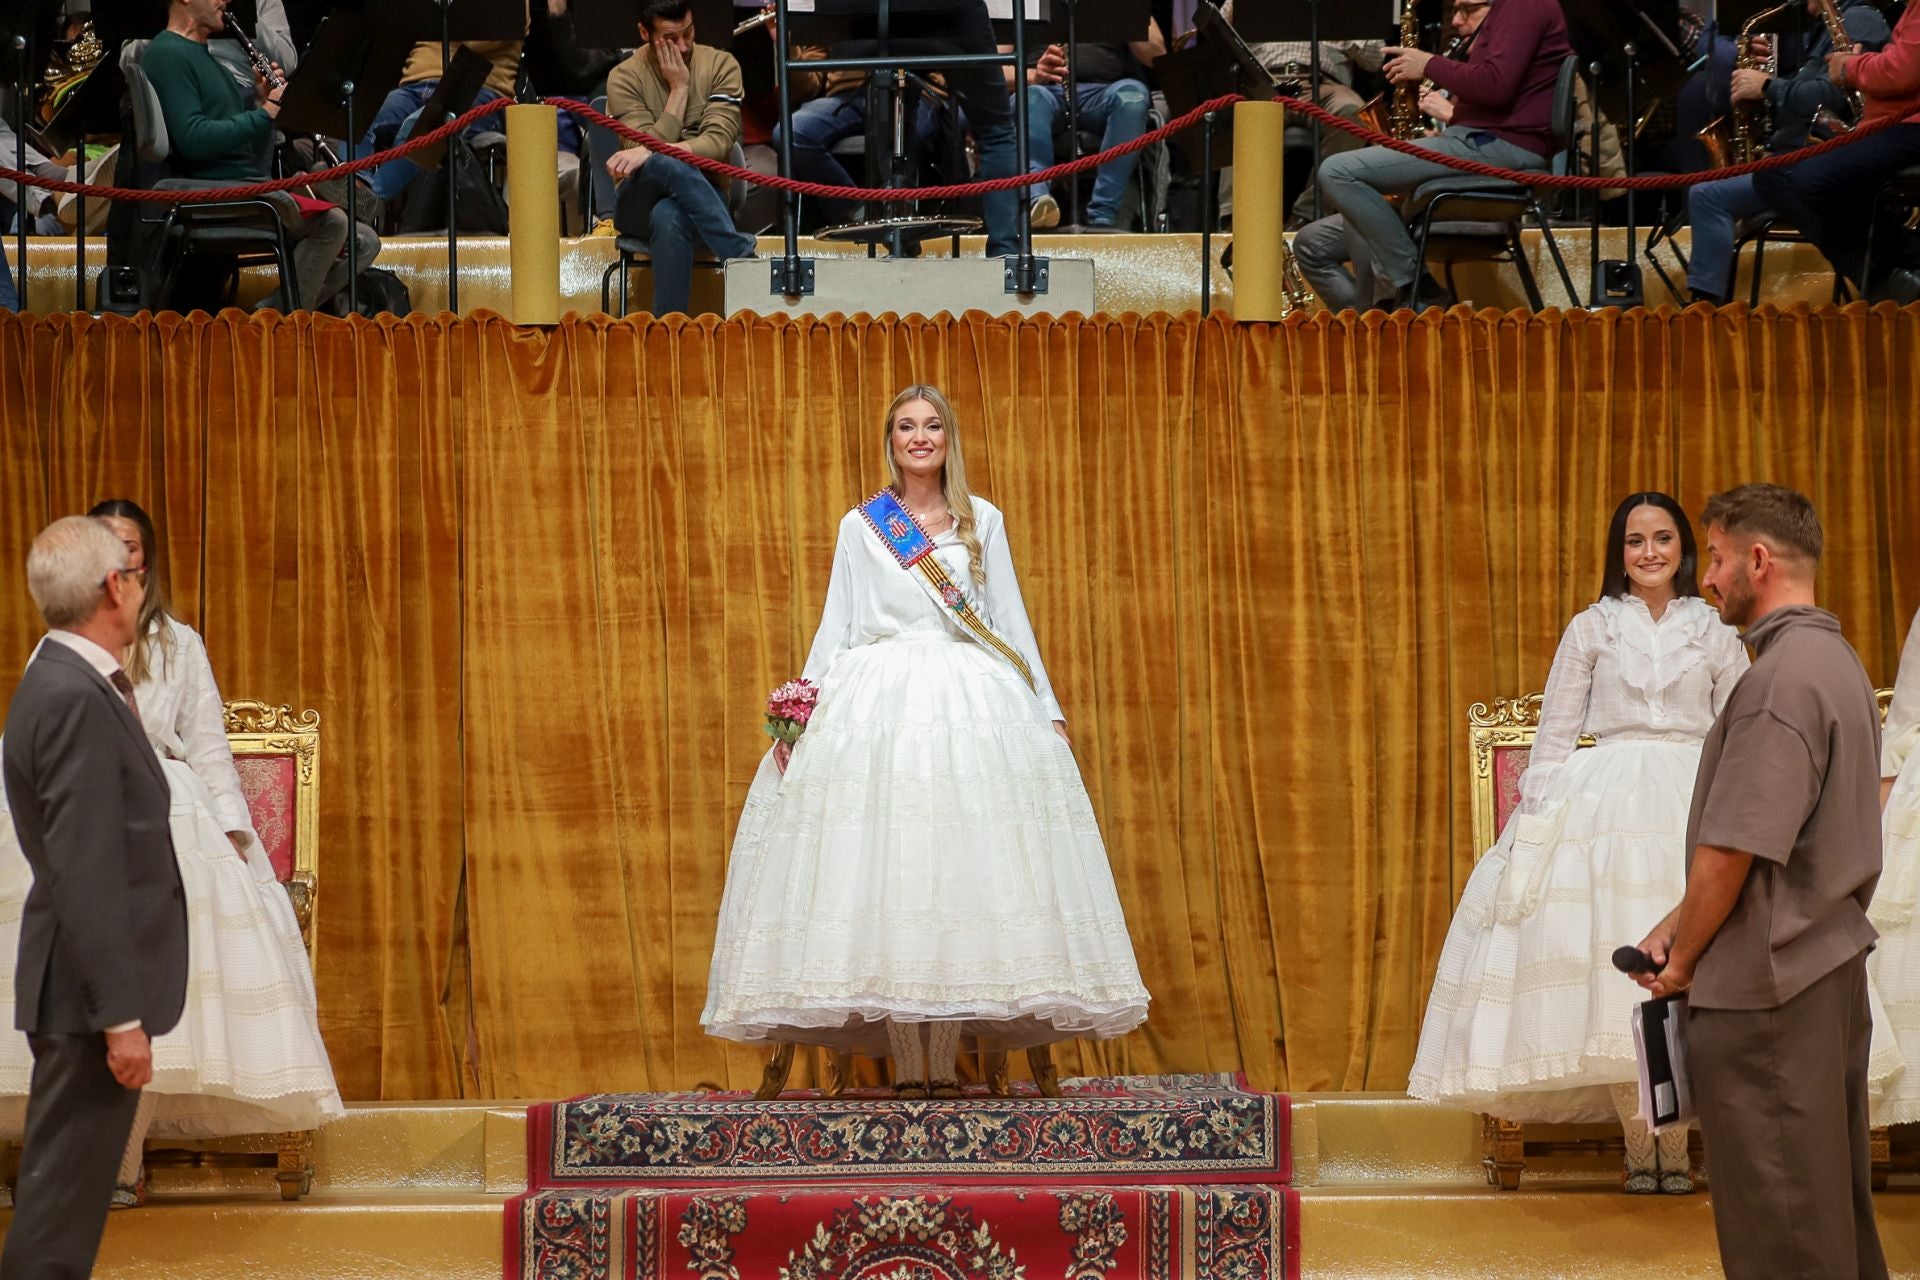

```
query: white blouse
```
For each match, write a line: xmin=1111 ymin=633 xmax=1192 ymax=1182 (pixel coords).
xmin=134 ymin=617 xmax=257 ymax=843
xmin=1520 ymin=594 xmax=1750 ymax=810
xmin=1886 ymin=607 xmax=1920 ymax=780
xmin=801 ymin=498 xmax=1065 ymax=722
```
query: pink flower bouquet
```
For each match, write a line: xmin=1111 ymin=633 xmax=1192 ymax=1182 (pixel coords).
xmin=764 ymin=678 xmax=819 ymax=746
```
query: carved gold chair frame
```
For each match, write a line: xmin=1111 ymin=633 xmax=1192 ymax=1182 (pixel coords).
xmin=1467 ymin=689 xmax=1898 ymax=1191
xmin=140 ymin=701 xmax=321 ymax=1201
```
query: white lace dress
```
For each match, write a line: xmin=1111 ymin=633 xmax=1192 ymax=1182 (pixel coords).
xmin=1870 ymin=609 xmax=1920 ymax=1124
xmin=0 ymin=619 xmax=343 ymax=1138
xmin=701 ymin=499 xmax=1150 ymax=1054
xmin=1408 ymin=595 xmax=1756 ymax=1122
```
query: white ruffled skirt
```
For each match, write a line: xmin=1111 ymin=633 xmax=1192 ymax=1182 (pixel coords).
xmin=1409 ymin=738 xmax=1902 ymax=1123
xmin=701 ymin=629 xmax=1150 ymax=1053
xmin=1869 ymin=753 xmax=1920 ymax=1125
xmin=0 ymin=754 xmax=343 ymax=1139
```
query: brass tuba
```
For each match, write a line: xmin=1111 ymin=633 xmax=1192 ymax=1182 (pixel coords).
xmin=1697 ymin=2 xmax=1791 ymax=167
xmin=37 ymin=19 xmax=103 ymax=128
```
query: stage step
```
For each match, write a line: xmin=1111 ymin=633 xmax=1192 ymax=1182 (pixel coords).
xmin=8 ymin=1093 xmax=1920 ymax=1277
xmin=1297 ymin=1184 xmax=1920 ymax=1279
xmin=85 ymin=1192 xmax=501 ymax=1280
xmin=139 ymin=1101 xmax=529 ymax=1196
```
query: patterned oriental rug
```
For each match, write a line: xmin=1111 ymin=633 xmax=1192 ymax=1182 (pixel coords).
xmin=508 ymin=1074 xmax=1299 ymax=1280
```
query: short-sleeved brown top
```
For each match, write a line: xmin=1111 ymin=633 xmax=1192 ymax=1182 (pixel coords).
xmin=1686 ymin=605 xmax=1882 ymax=1010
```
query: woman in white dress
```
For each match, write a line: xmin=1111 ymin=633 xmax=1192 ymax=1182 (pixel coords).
xmin=0 ymin=500 xmax=342 ymax=1205
xmin=1870 ymin=608 xmax=1920 ymax=1125
xmin=1408 ymin=493 xmax=1751 ymax=1194
xmin=702 ymin=385 xmax=1149 ymax=1095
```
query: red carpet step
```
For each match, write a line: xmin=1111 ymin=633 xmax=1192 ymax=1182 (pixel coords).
xmin=510 ymin=1074 xmax=1296 ymax=1279
xmin=509 ymin=1182 xmax=1299 ymax=1280
xmin=525 ymin=1073 xmax=1289 ymax=1189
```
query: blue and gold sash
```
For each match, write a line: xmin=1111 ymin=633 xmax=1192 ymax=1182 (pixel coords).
xmin=857 ymin=489 xmax=1035 ymax=691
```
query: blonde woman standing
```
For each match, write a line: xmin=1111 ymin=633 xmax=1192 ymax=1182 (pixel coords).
xmin=702 ymin=386 xmax=1148 ymax=1095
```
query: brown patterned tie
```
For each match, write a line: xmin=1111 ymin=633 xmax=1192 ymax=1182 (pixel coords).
xmin=108 ymin=670 xmax=143 ymax=730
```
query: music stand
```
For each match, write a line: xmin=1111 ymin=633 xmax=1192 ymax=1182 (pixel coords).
xmin=225 ymin=0 xmax=261 ymax=32
xmin=1156 ymin=42 xmax=1251 ymax=169
xmin=277 ymin=10 xmax=413 ymax=310
xmin=572 ymin=0 xmax=733 ymax=47
xmin=1561 ymin=0 xmax=1688 ymax=306
xmin=1204 ymin=0 xmax=1392 ymax=221
xmin=388 ymin=0 xmax=527 ymax=311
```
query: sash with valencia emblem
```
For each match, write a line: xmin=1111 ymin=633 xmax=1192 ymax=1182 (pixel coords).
xmin=857 ymin=489 xmax=1036 ymax=691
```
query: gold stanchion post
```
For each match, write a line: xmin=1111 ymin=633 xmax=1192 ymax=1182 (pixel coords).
xmin=1229 ymin=100 xmax=1288 ymax=321
xmin=506 ymin=103 xmax=561 ymax=324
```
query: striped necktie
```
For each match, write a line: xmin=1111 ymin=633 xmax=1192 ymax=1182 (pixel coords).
xmin=108 ymin=670 xmax=144 ymax=730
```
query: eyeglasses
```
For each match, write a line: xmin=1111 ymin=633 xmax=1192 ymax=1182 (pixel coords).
xmin=102 ymin=565 xmax=149 ymax=588
xmin=1450 ymin=2 xmax=1489 ymax=12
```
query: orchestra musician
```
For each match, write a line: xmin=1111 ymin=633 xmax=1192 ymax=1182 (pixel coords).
xmin=1294 ymin=0 xmax=1571 ymax=312
xmin=1751 ymin=0 xmax=1920 ymax=300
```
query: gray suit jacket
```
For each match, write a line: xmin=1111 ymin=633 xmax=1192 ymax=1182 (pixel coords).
xmin=2 ymin=642 xmax=187 ymax=1036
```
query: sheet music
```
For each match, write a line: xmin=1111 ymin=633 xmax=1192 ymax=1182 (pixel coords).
xmin=1632 ymin=996 xmax=1696 ymax=1134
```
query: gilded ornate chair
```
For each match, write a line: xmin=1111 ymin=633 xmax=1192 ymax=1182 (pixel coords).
xmin=1468 ymin=689 xmax=1898 ymax=1191
xmin=142 ymin=701 xmax=320 ymax=1200
xmin=1466 ymin=694 xmax=1592 ymax=1190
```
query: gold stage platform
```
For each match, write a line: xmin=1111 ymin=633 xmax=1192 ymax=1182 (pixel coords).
xmin=18 ymin=1095 xmax=1920 ymax=1278
xmin=10 ymin=228 xmax=1842 ymax=317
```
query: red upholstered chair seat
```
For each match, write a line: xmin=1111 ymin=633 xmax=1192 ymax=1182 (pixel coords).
xmin=234 ymin=754 xmax=299 ymax=884
xmin=1491 ymin=744 xmax=1531 ymax=843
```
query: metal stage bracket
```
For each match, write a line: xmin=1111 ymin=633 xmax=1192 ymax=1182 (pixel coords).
xmin=726 ymin=256 xmax=1092 ymax=319
xmin=1005 ymin=256 xmax=1050 ymax=295
xmin=770 ymin=257 xmax=817 ymax=297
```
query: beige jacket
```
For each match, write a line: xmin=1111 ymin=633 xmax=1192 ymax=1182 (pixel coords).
xmin=607 ymin=43 xmax=745 ymax=193
xmin=401 ymin=40 xmax=527 ymax=99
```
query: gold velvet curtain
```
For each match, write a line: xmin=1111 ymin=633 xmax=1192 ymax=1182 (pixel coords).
xmin=1 ymin=306 xmax=1916 ymax=1102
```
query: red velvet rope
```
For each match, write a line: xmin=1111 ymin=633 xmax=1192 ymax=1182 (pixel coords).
xmin=0 ymin=89 xmax=1905 ymax=206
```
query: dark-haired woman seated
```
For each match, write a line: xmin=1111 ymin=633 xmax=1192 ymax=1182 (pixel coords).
xmin=1408 ymin=493 xmax=1764 ymax=1194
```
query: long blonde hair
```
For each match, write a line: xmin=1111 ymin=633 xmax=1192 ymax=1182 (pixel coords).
xmin=882 ymin=385 xmax=985 ymax=588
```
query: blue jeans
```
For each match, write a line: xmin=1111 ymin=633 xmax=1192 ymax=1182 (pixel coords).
xmin=0 ymin=199 xmax=16 ymax=311
xmin=1024 ymin=79 xmax=1149 ymax=226
xmin=613 ymin=152 xmax=757 ymax=315
xmin=360 ymin=82 xmax=581 ymax=204
xmin=1317 ymin=128 xmax=1549 ymax=291
xmin=777 ymin=91 xmax=942 ymax=226
xmin=1685 ymin=174 xmax=1770 ymax=300
xmin=1753 ymin=123 xmax=1920 ymax=291
xmin=869 ymin=0 xmax=1019 ymax=256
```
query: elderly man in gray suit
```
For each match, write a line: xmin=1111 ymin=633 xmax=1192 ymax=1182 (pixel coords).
xmin=0 ymin=516 xmax=188 ymax=1280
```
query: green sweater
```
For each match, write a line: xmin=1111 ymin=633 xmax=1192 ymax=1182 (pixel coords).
xmin=144 ymin=31 xmax=272 ymax=179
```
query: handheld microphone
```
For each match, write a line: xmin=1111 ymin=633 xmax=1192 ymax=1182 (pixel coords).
xmin=1611 ymin=946 xmax=1660 ymax=975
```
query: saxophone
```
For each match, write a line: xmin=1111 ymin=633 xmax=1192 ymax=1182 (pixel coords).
xmin=1811 ymin=0 xmax=1865 ymax=133
xmin=1388 ymin=0 xmax=1422 ymax=141
xmin=1697 ymin=2 xmax=1790 ymax=167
